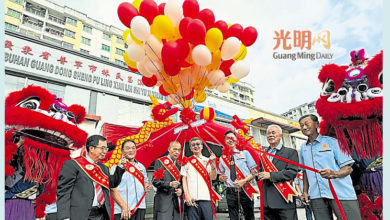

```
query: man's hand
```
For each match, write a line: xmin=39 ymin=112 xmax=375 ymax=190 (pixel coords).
xmin=210 ymin=153 xmax=216 ymax=162
xmin=300 ymin=192 xmax=310 ymax=205
xmin=169 ymin=181 xmax=180 ymax=188
xmin=120 ymin=204 xmax=131 ymax=220
xmin=184 ymin=194 xmax=196 ymax=206
xmin=145 ymin=183 xmax=153 ymax=193
xmin=233 ymin=179 xmax=247 ymax=188
xmin=219 ymin=174 xmax=228 ymax=182
xmin=118 ymin=156 xmax=127 ymax=168
xmin=319 ymin=168 xmax=336 ymax=179
xmin=175 ymin=189 xmax=182 ymax=196
xmin=258 ymin=172 xmax=270 ymax=180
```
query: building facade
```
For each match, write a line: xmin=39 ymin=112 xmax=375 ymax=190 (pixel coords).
xmin=212 ymin=81 xmax=255 ymax=106
xmin=282 ymin=101 xmax=319 ymax=121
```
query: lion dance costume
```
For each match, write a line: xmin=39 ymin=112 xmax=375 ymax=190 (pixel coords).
xmin=4 ymin=85 xmax=87 ymax=219
xmin=316 ymin=49 xmax=383 ymax=219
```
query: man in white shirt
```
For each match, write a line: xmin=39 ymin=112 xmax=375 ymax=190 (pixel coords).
xmin=181 ymin=137 xmax=218 ymax=220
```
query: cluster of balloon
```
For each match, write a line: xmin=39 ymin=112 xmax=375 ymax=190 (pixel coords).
xmin=118 ymin=0 xmax=258 ymax=107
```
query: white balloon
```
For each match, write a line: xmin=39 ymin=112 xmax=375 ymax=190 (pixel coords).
xmin=230 ymin=60 xmax=250 ymax=79
xmin=137 ymin=60 xmax=153 ymax=78
xmin=221 ymin=37 xmax=241 ymax=60
xmin=127 ymin=44 xmax=145 ymax=62
xmin=207 ymin=70 xmax=225 ymax=86
xmin=145 ymin=35 xmax=162 ymax=60
xmin=164 ymin=0 xmax=183 ymax=27
xmin=126 ymin=32 xmax=133 ymax=45
xmin=192 ymin=45 xmax=212 ymax=66
xmin=143 ymin=56 xmax=163 ymax=75
xmin=168 ymin=94 xmax=180 ymax=105
xmin=131 ymin=16 xmax=151 ymax=41
xmin=218 ymin=81 xmax=230 ymax=93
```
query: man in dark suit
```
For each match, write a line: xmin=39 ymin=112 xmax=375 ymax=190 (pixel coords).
xmin=153 ymin=141 xmax=183 ymax=220
xmin=255 ymin=125 xmax=299 ymax=220
xmin=56 ymin=135 xmax=126 ymax=220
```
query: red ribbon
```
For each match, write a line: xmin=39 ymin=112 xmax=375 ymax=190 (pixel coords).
xmin=253 ymin=148 xmax=347 ymax=220
xmin=130 ymin=192 xmax=147 ymax=217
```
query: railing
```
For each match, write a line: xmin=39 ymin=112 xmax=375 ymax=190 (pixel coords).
xmin=25 ymin=7 xmax=45 ymax=17
xmin=48 ymin=15 xmax=65 ymax=25
xmin=44 ymin=27 xmax=64 ymax=37
xmin=22 ymin=20 xmax=43 ymax=30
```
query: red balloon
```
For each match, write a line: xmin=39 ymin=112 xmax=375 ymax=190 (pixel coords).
xmin=220 ymin=59 xmax=235 ymax=77
xmin=187 ymin=19 xmax=206 ymax=45
xmin=117 ymin=2 xmax=139 ymax=28
xmin=177 ymin=39 xmax=190 ymax=60
xmin=242 ymin=26 xmax=258 ymax=46
xmin=214 ymin=20 xmax=228 ymax=39
xmin=142 ymin=75 xmax=157 ymax=87
xmin=228 ymin=23 xmax=243 ymax=40
xmin=179 ymin=17 xmax=192 ymax=40
xmin=158 ymin=3 xmax=165 ymax=15
xmin=183 ymin=0 xmax=199 ymax=18
xmin=159 ymin=85 xmax=170 ymax=96
xmin=184 ymin=88 xmax=194 ymax=100
xmin=198 ymin=9 xmax=215 ymax=30
xmin=161 ymin=41 xmax=181 ymax=66
xmin=127 ymin=65 xmax=138 ymax=72
xmin=139 ymin=0 xmax=159 ymax=24
xmin=164 ymin=63 xmax=181 ymax=76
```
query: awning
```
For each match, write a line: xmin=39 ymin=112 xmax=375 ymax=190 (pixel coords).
xmin=251 ymin=117 xmax=300 ymax=133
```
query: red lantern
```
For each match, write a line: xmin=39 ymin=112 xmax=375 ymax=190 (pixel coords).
xmin=139 ymin=0 xmax=159 ymax=24
xmin=186 ymin=19 xmax=206 ymax=45
xmin=219 ymin=59 xmax=235 ymax=77
xmin=117 ymin=2 xmax=139 ymax=28
xmin=242 ymin=26 xmax=258 ymax=46
xmin=228 ymin=23 xmax=243 ymax=40
xmin=214 ymin=20 xmax=228 ymax=39
xmin=159 ymin=85 xmax=170 ymax=96
xmin=183 ymin=0 xmax=199 ymax=18
xmin=142 ymin=75 xmax=157 ymax=87
xmin=200 ymin=107 xmax=216 ymax=121
xmin=198 ymin=9 xmax=215 ymax=30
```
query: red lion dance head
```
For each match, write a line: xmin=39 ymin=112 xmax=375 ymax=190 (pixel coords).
xmin=5 ymin=85 xmax=87 ymax=217
xmin=316 ymin=49 xmax=383 ymax=158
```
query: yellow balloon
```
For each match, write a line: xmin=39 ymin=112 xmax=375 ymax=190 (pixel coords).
xmin=130 ymin=30 xmax=143 ymax=45
xmin=132 ymin=0 xmax=141 ymax=10
xmin=205 ymin=28 xmax=223 ymax=52
xmin=167 ymin=26 xmax=181 ymax=41
xmin=182 ymin=100 xmax=192 ymax=108
xmin=123 ymin=29 xmax=131 ymax=44
xmin=194 ymin=90 xmax=207 ymax=103
xmin=206 ymin=50 xmax=221 ymax=71
xmin=227 ymin=77 xmax=239 ymax=83
xmin=123 ymin=51 xmax=138 ymax=70
xmin=233 ymin=44 xmax=247 ymax=61
xmin=152 ymin=15 xmax=174 ymax=40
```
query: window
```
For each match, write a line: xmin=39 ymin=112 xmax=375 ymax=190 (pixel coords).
xmin=81 ymin=37 xmax=91 ymax=46
xmin=62 ymin=42 xmax=74 ymax=49
xmin=10 ymin=0 xmax=24 ymax=4
xmin=103 ymin=33 xmax=111 ymax=41
xmin=116 ymin=37 xmax=124 ymax=45
xmin=7 ymin=8 xmax=21 ymax=19
xmin=80 ymin=49 xmax=89 ymax=54
xmin=64 ymin=29 xmax=75 ymax=38
xmin=5 ymin=75 xmax=25 ymax=96
xmin=88 ymin=91 xmax=97 ymax=114
xmin=101 ymin=56 xmax=109 ymax=61
xmin=66 ymin=17 xmax=77 ymax=26
xmin=115 ymin=59 xmax=125 ymax=66
xmin=83 ymin=25 xmax=92 ymax=33
xmin=5 ymin=22 xmax=18 ymax=31
xmin=101 ymin=44 xmax=110 ymax=52
xmin=115 ymin=48 xmax=124 ymax=56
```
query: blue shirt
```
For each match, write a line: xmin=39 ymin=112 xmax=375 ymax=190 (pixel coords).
xmin=110 ymin=161 xmax=149 ymax=214
xmin=219 ymin=149 xmax=257 ymax=187
xmin=45 ymin=203 xmax=57 ymax=214
xmin=267 ymin=143 xmax=282 ymax=161
xmin=299 ymin=135 xmax=356 ymax=200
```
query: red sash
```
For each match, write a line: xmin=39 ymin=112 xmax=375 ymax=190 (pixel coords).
xmin=125 ymin=161 xmax=145 ymax=187
xmin=259 ymin=152 xmax=298 ymax=202
xmin=74 ymin=157 xmax=109 ymax=189
xmin=158 ymin=156 xmax=181 ymax=181
xmin=188 ymin=156 xmax=221 ymax=204
xmin=221 ymin=154 xmax=259 ymax=200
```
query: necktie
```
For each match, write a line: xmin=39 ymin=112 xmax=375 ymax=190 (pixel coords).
xmin=95 ymin=182 xmax=105 ymax=205
xmin=230 ymin=155 xmax=237 ymax=182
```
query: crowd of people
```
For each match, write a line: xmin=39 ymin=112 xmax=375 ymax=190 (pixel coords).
xmin=50 ymin=114 xmax=362 ymax=220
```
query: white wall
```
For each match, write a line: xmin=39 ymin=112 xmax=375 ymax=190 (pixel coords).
xmin=64 ymin=85 xmax=90 ymax=109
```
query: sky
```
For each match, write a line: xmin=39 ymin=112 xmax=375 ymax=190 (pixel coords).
xmin=50 ymin=0 xmax=383 ymax=114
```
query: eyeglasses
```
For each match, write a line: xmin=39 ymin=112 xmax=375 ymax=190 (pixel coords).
xmin=94 ymin=146 xmax=108 ymax=151
xmin=191 ymin=143 xmax=202 ymax=147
